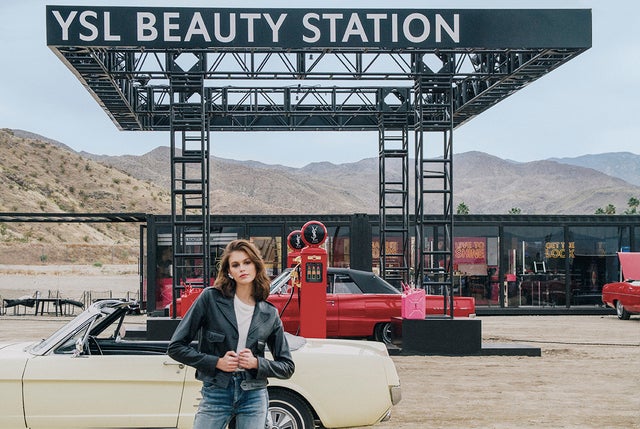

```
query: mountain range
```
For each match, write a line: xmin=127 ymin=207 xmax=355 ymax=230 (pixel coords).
xmin=2 ymin=127 xmax=640 ymax=263
xmin=8 ymin=128 xmax=640 ymax=216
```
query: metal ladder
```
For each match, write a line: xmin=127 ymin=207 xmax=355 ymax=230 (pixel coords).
xmin=378 ymin=89 xmax=411 ymax=287
xmin=413 ymin=53 xmax=455 ymax=316
xmin=168 ymin=52 xmax=211 ymax=316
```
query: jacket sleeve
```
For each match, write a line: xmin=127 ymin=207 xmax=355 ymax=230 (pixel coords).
xmin=256 ymin=313 xmax=295 ymax=380
xmin=167 ymin=291 xmax=219 ymax=375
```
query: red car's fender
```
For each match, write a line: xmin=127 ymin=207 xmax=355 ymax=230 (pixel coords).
xmin=603 ymin=281 xmax=640 ymax=313
xmin=268 ymin=292 xmax=475 ymax=339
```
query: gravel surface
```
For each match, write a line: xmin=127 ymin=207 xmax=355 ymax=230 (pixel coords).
xmin=1 ymin=267 xmax=639 ymax=429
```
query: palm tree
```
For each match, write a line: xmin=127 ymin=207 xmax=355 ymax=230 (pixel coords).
xmin=456 ymin=202 xmax=470 ymax=215
xmin=624 ymin=197 xmax=640 ymax=214
xmin=596 ymin=204 xmax=616 ymax=214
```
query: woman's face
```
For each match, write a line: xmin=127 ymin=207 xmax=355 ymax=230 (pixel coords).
xmin=227 ymin=250 xmax=256 ymax=287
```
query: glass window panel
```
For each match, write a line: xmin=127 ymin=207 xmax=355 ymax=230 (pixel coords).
xmin=325 ymin=225 xmax=350 ymax=268
xmin=568 ymin=226 xmax=627 ymax=304
xmin=333 ymin=274 xmax=362 ymax=294
xmin=503 ymin=225 xmax=565 ymax=307
xmin=249 ymin=225 xmax=283 ymax=278
xmin=454 ymin=225 xmax=500 ymax=305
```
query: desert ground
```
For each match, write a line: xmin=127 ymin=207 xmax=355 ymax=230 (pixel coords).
xmin=1 ymin=265 xmax=639 ymax=429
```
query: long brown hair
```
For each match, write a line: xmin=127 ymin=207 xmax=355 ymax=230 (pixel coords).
xmin=214 ymin=239 xmax=270 ymax=301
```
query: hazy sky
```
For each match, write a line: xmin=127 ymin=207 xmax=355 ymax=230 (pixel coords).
xmin=1 ymin=1 xmax=637 ymax=167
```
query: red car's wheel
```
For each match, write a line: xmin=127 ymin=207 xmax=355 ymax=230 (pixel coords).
xmin=374 ymin=322 xmax=394 ymax=344
xmin=615 ymin=301 xmax=631 ymax=320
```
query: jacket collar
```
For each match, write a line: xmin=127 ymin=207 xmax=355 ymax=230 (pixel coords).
xmin=248 ymin=301 xmax=272 ymax=337
xmin=215 ymin=294 xmax=238 ymax=333
xmin=215 ymin=293 xmax=272 ymax=336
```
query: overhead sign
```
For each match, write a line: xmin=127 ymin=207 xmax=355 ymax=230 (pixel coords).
xmin=46 ymin=7 xmax=591 ymax=50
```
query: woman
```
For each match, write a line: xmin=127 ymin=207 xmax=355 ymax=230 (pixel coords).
xmin=168 ymin=239 xmax=295 ymax=429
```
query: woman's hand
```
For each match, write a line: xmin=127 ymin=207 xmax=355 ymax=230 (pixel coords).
xmin=216 ymin=351 xmax=239 ymax=372
xmin=238 ymin=348 xmax=258 ymax=370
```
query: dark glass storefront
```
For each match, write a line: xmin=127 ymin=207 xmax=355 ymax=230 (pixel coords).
xmin=145 ymin=214 xmax=637 ymax=313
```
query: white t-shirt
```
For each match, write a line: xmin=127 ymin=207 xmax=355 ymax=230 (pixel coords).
xmin=234 ymin=294 xmax=255 ymax=355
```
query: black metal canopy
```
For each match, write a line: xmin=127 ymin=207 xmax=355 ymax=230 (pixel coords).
xmin=47 ymin=7 xmax=592 ymax=132
xmin=45 ymin=6 xmax=592 ymax=310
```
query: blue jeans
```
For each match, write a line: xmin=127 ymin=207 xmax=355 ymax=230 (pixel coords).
xmin=193 ymin=373 xmax=268 ymax=429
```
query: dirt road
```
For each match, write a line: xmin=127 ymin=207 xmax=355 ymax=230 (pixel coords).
xmin=376 ymin=315 xmax=640 ymax=429
xmin=1 ymin=267 xmax=639 ymax=428
xmin=1 ymin=314 xmax=637 ymax=428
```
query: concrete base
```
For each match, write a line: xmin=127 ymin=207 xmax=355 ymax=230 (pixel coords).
xmin=395 ymin=316 xmax=541 ymax=356
xmin=146 ymin=317 xmax=181 ymax=340
xmin=480 ymin=342 xmax=541 ymax=357
xmin=401 ymin=317 xmax=482 ymax=355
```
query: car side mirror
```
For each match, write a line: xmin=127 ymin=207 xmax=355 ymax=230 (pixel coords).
xmin=73 ymin=338 xmax=85 ymax=357
xmin=116 ymin=325 xmax=126 ymax=341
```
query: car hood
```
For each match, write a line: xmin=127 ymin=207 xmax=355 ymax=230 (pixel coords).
xmin=0 ymin=342 xmax=34 ymax=380
xmin=0 ymin=341 xmax=36 ymax=352
xmin=618 ymin=252 xmax=640 ymax=281
xmin=298 ymin=337 xmax=391 ymax=357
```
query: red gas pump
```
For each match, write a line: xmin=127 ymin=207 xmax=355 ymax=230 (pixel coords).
xmin=285 ymin=230 xmax=303 ymax=293
xmin=287 ymin=230 xmax=304 ymax=268
xmin=298 ymin=220 xmax=328 ymax=338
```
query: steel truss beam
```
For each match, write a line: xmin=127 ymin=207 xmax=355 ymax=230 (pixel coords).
xmin=50 ymin=36 xmax=587 ymax=290
xmin=54 ymin=48 xmax=586 ymax=131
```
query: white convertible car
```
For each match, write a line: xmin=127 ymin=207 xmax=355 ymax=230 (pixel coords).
xmin=0 ymin=300 xmax=401 ymax=429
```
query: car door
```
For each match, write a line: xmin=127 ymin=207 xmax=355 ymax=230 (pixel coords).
xmin=330 ymin=273 xmax=372 ymax=337
xmin=326 ymin=273 xmax=340 ymax=336
xmin=23 ymin=325 xmax=187 ymax=428
xmin=333 ymin=273 xmax=401 ymax=338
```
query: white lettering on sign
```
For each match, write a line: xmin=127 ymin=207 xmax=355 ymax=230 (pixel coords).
xmin=137 ymin=12 xmax=157 ymax=41
xmin=49 ymin=9 xmax=460 ymax=46
xmin=51 ymin=10 xmax=77 ymax=41
xmin=302 ymin=13 xmax=321 ymax=43
xmin=104 ymin=12 xmax=121 ymax=41
xmin=366 ymin=14 xmax=387 ymax=43
xmin=301 ymin=12 xmax=458 ymax=45
xmin=185 ymin=12 xmax=211 ymax=42
xmin=79 ymin=11 xmax=98 ymax=42
xmin=342 ymin=13 xmax=367 ymax=43
xmin=264 ymin=13 xmax=287 ymax=43
xmin=164 ymin=12 xmax=180 ymax=42
xmin=436 ymin=14 xmax=459 ymax=43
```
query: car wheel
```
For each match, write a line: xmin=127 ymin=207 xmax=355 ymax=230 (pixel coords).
xmin=374 ymin=322 xmax=394 ymax=344
xmin=268 ymin=389 xmax=315 ymax=429
xmin=615 ymin=301 xmax=630 ymax=320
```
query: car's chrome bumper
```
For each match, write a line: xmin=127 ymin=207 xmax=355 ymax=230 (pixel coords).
xmin=380 ymin=410 xmax=392 ymax=422
xmin=390 ymin=385 xmax=402 ymax=405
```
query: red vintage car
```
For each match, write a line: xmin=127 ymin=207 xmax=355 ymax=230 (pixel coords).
xmin=268 ymin=267 xmax=475 ymax=344
xmin=602 ymin=252 xmax=640 ymax=320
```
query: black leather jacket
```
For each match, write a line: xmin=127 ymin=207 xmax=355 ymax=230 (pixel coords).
xmin=167 ymin=287 xmax=294 ymax=390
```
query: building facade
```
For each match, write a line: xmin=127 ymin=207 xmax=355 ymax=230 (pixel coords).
xmin=145 ymin=214 xmax=636 ymax=313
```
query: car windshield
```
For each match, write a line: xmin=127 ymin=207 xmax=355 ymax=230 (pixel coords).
xmin=28 ymin=308 xmax=99 ymax=355
xmin=270 ymin=268 xmax=293 ymax=294
xmin=27 ymin=300 xmax=129 ymax=356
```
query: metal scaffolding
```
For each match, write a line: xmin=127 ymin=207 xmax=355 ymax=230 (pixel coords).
xmin=168 ymin=53 xmax=211 ymax=315
xmin=47 ymin=7 xmax=591 ymax=312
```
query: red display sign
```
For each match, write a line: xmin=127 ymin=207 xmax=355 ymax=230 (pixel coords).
xmin=454 ymin=237 xmax=486 ymax=265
